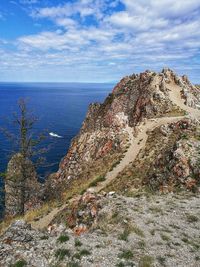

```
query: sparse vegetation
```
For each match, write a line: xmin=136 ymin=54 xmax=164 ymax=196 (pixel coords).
xmin=118 ymin=250 xmax=134 ymax=260
xmin=149 ymin=206 xmax=163 ymax=214
xmin=57 ymin=234 xmax=70 ymax=243
xmin=10 ymin=259 xmax=27 ymax=267
xmin=109 ymin=159 xmax=121 ymax=171
xmin=66 ymin=262 xmax=81 ymax=267
xmin=157 ymin=256 xmax=166 ymax=266
xmin=139 ymin=255 xmax=154 ymax=267
xmin=72 ymin=248 xmax=91 ymax=260
xmin=119 ymin=227 xmax=131 ymax=241
xmin=74 ymin=239 xmax=82 ymax=247
xmin=138 ymin=240 xmax=146 ymax=249
xmin=186 ymin=214 xmax=199 ymax=223
xmin=132 ymin=224 xmax=145 ymax=237
xmin=88 ymin=175 xmax=106 ymax=187
xmin=160 ymin=234 xmax=170 ymax=241
xmin=79 ymin=249 xmax=91 ymax=257
xmin=116 ymin=262 xmax=125 ymax=267
xmin=55 ymin=249 xmax=71 ymax=261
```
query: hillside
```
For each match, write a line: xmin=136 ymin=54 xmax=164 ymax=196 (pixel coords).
xmin=46 ymin=68 xmax=200 ymax=197
xmin=0 ymin=68 xmax=200 ymax=267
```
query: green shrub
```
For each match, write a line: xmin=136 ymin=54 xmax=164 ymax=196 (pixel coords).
xmin=116 ymin=262 xmax=125 ymax=267
xmin=119 ymin=227 xmax=130 ymax=241
xmin=10 ymin=260 xmax=27 ymax=267
xmin=74 ymin=239 xmax=82 ymax=247
xmin=79 ymin=249 xmax=91 ymax=256
xmin=66 ymin=261 xmax=81 ymax=267
xmin=57 ymin=234 xmax=70 ymax=243
xmin=55 ymin=249 xmax=71 ymax=260
xmin=118 ymin=250 xmax=134 ymax=260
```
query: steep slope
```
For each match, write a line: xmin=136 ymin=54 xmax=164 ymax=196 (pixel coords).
xmin=47 ymin=68 xmax=200 ymax=197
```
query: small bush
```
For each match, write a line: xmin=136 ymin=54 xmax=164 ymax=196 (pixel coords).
xmin=157 ymin=256 xmax=166 ymax=266
xmin=73 ymin=252 xmax=81 ymax=260
xmin=138 ymin=240 xmax=146 ymax=249
xmin=57 ymin=234 xmax=70 ymax=243
xmin=160 ymin=234 xmax=170 ymax=241
xmin=118 ymin=250 xmax=134 ymax=260
xmin=75 ymin=239 xmax=82 ymax=247
xmin=119 ymin=227 xmax=130 ymax=241
xmin=11 ymin=260 xmax=27 ymax=267
xmin=55 ymin=249 xmax=70 ymax=261
xmin=66 ymin=261 xmax=81 ymax=267
xmin=79 ymin=249 xmax=91 ymax=256
xmin=116 ymin=262 xmax=125 ymax=267
xmin=186 ymin=214 xmax=198 ymax=223
xmin=40 ymin=235 xmax=49 ymax=240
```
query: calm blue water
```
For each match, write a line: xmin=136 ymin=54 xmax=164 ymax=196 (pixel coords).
xmin=0 ymin=82 xmax=113 ymax=215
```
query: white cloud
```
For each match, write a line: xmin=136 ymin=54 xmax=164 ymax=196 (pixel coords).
xmin=122 ymin=0 xmax=200 ymax=18
xmin=107 ymin=11 xmax=169 ymax=31
xmin=1 ymin=0 xmax=200 ymax=82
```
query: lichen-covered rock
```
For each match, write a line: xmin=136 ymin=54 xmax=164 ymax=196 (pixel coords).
xmin=2 ymin=220 xmax=33 ymax=243
xmin=51 ymin=192 xmax=101 ymax=235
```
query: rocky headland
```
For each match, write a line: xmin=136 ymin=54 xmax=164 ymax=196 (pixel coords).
xmin=0 ymin=68 xmax=200 ymax=267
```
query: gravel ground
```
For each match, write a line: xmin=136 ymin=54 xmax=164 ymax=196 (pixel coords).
xmin=0 ymin=192 xmax=200 ymax=267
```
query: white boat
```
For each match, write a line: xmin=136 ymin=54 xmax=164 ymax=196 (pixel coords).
xmin=49 ymin=132 xmax=63 ymax=138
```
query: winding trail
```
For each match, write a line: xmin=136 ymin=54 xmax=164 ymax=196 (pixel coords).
xmin=92 ymin=83 xmax=200 ymax=193
xmin=31 ymin=82 xmax=200 ymax=229
xmin=91 ymin=116 xmax=186 ymax=193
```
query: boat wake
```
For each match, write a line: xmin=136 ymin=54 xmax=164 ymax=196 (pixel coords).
xmin=49 ymin=132 xmax=63 ymax=138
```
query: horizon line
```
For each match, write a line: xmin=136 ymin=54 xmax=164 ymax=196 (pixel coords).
xmin=0 ymin=81 xmax=116 ymax=84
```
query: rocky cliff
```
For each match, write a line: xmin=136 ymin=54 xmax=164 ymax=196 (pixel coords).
xmin=47 ymin=68 xmax=200 ymax=196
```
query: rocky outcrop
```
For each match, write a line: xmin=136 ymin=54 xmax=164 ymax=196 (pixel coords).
xmin=162 ymin=68 xmax=200 ymax=108
xmin=51 ymin=192 xmax=101 ymax=235
xmin=148 ymin=120 xmax=200 ymax=192
xmin=106 ymin=118 xmax=200 ymax=193
xmin=48 ymin=68 xmax=199 ymax=195
xmin=5 ymin=154 xmax=42 ymax=217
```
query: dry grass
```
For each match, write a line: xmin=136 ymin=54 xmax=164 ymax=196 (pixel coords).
xmin=24 ymin=201 xmax=58 ymax=222
xmin=0 ymin=216 xmax=22 ymax=235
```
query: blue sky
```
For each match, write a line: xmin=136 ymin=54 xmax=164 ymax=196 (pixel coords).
xmin=0 ymin=0 xmax=200 ymax=83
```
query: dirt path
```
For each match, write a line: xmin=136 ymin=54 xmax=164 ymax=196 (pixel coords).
xmin=91 ymin=116 xmax=186 ymax=193
xmin=31 ymin=82 xmax=200 ymax=229
xmin=92 ymin=82 xmax=200 ymax=193
xmin=31 ymin=205 xmax=65 ymax=230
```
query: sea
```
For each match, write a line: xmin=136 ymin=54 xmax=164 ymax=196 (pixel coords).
xmin=0 ymin=82 xmax=113 ymax=216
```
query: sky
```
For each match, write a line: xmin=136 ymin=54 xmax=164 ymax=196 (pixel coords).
xmin=0 ymin=0 xmax=200 ymax=83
